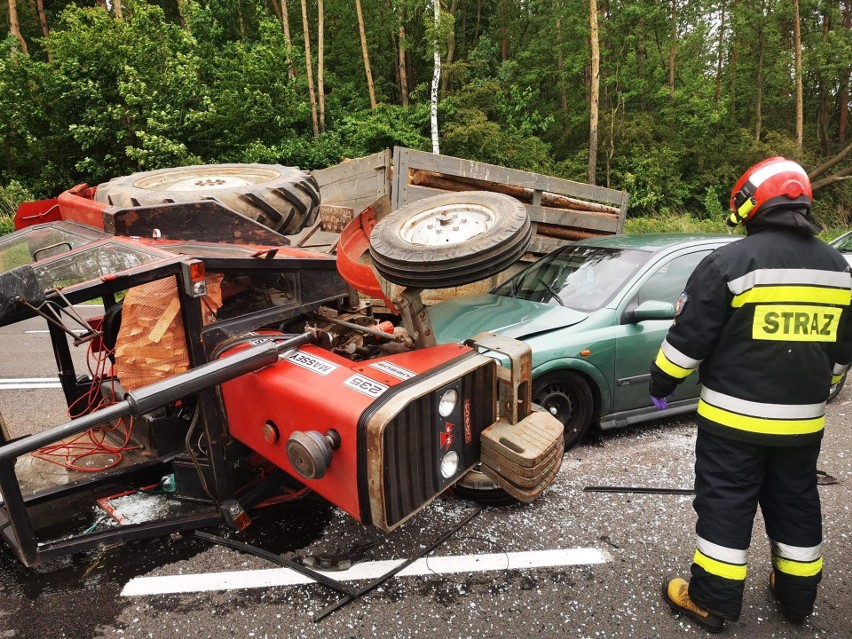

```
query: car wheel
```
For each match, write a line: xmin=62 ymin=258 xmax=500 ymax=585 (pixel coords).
xmin=828 ymin=372 xmax=847 ymax=403
xmin=94 ymin=163 xmax=321 ymax=235
xmin=368 ymin=191 xmax=531 ymax=288
xmin=452 ymin=466 xmax=519 ymax=507
xmin=533 ymin=372 xmax=594 ymax=450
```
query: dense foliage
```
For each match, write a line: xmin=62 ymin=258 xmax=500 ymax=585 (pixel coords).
xmin=1 ymin=0 xmax=850 ymax=227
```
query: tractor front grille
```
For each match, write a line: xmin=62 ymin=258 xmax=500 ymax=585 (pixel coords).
xmin=381 ymin=361 xmax=495 ymax=527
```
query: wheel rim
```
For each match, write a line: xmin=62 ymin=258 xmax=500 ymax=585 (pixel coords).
xmin=133 ymin=167 xmax=280 ymax=192
xmin=399 ymin=203 xmax=496 ymax=247
xmin=536 ymin=381 xmax=581 ymax=437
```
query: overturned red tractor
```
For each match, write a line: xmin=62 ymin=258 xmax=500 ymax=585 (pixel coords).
xmin=0 ymin=162 xmax=564 ymax=567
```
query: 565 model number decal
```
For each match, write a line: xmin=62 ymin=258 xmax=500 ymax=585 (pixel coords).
xmin=343 ymin=374 xmax=389 ymax=398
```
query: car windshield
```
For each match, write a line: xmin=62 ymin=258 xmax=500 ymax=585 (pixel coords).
xmin=832 ymin=233 xmax=852 ymax=253
xmin=493 ymin=245 xmax=651 ymax=311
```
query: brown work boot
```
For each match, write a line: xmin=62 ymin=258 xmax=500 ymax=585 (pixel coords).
xmin=769 ymin=570 xmax=806 ymax=625
xmin=662 ymin=576 xmax=725 ymax=633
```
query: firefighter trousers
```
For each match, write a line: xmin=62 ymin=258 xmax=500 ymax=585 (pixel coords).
xmin=688 ymin=429 xmax=823 ymax=621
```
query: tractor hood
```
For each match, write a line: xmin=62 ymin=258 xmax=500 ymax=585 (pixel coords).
xmin=430 ymin=294 xmax=588 ymax=342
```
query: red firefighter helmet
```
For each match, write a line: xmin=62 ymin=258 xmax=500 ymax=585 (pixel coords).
xmin=728 ymin=157 xmax=812 ymax=227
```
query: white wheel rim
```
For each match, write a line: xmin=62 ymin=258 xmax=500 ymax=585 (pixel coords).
xmin=399 ymin=203 xmax=496 ymax=247
xmin=133 ymin=167 xmax=280 ymax=192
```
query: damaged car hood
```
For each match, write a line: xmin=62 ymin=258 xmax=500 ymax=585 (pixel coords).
xmin=430 ymin=294 xmax=588 ymax=342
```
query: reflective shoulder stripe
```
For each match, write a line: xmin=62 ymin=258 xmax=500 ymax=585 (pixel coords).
xmin=694 ymin=549 xmax=747 ymax=581
xmin=697 ymin=401 xmax=825 ymax=436
xmin=773 ymin=555 xmax=823 ymax=578
xmin=732 ymin=285 xmax=851 ymax=308
xmin=654 ymin=348 xmax=695 ymax=380
xmin=700 ymin=387 xmax=825 ymax=420
xmin=728 ymin=269 xmax=852 ymax=296
xmin=771 ymin=540 xmax=822 ymax=563
xmin=833 ymin=363 xmax=850 ymax=376
xmin=696 ymin=536 xmax=748 ymax=565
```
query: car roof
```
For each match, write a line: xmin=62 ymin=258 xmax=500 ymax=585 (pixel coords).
xmin=573 ymin=232 xmax=736 ymax=253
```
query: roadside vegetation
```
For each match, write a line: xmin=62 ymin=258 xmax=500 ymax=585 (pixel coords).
xmin=0 ymin=0 xmax=850 ymax=232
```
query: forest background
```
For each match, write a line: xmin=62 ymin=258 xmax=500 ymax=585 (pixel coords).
xmin=1 ymin=0 xmax=851 ymax=236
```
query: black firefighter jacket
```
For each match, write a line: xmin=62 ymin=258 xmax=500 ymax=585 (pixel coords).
xmin=651 ymin=213 xmax=852 ymax=446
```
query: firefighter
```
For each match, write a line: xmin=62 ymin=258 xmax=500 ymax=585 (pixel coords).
xmin=649 ymin=157 xmax=852 ymax=633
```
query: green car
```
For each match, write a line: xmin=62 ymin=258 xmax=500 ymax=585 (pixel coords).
xmin=430 ymin=234 xmax=738 ymax=449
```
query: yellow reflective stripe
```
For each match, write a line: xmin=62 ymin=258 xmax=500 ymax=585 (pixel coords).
xmin=832 ymin=374 xmax=844 ymax=384
xmin=732 ymin=285 xmax=852 ymax=308
xmin=773 ymin=555 xmax=823 ymax=578
xmin=694 ymin=549 xmax=747 ymax=581
xmin=698 ymin=400 xmax=825 ymax=436
xmin=654 ymin=348 xmax=695 ymax=379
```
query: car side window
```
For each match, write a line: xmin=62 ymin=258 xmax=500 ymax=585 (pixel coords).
xmin=637 ymin=250 xmax=712 ymax=305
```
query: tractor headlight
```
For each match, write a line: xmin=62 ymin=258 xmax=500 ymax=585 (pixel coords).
xmin=440 ymin=450 xmax=460 ymax=479
xmin=438 ymin=388 xmax=458 ymax=417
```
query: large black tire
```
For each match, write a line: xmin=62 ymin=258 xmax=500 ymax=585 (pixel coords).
xmin=94 ymin=164 xmax=321 ymax=235
xmin=828 ymin=372 xmax=847 ymax=403
xmin=369 ymin=191 xmax=531 ymax=288
xmin=533 ymin=371 xmax=594 ymax=450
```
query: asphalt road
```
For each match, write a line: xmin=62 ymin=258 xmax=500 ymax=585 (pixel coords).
xmin=0 ymin=312 xmax=850 ymax=639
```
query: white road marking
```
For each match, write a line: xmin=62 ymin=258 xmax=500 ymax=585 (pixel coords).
xmin=121 ymin=547 xmax=609 ymax=597
xmin=0 ymin=378 xmax=62 ymax=389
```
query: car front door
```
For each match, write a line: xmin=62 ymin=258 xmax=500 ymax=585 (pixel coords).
xmin=611 ymin=248 xmax=714 ymax=413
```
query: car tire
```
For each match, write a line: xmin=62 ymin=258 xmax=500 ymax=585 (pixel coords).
xmin=452 ymin=466 xmax=519 ymax=507
xmin=94 ymin=163 xmax=321 ymax=235
xmin=368 ymin=191 xmax=531 ymax=289
xmin=533 ymin=371 xmax=594 ymax=450
xmin=828 ymin=371 xmax=847 ymax=403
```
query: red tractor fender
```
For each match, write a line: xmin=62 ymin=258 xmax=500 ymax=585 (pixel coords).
xmin=15 ymin=184 xmax=107 ymax=231
xmin=336 ymin=202 xmax=397 ymax=313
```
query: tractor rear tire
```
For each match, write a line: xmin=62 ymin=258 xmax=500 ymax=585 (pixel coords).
xmin=369 ymin=191 xmax=531 ymax=289
xmin=94 ymin=163 xmax=321 ymax=235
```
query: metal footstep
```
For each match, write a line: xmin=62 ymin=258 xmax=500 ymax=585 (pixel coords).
xmin=479 ymin=411 xmax=564 ymax=503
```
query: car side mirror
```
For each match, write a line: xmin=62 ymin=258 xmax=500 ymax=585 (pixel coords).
xmin=631 ymin=300 xmax=676 ymax=323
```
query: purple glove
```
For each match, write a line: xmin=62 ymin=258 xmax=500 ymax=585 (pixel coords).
xmin=651 ymin=395 xmax=669 ymax=410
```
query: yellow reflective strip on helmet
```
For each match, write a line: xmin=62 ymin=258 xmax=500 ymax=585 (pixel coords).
xmin=694 ymin=549 xmax=747 ymax=581
xmin=832 ymin=374 xmax=844 ymax=384
xmin=654 ymin=348 xmax=695 ymax=379
xmin=698 ymin=400 xmax=825 ymax=435
xmin=773 ymin=555 xmax=823 ymax=578
xmin=732 ymin=285 xmax=852 ymax=308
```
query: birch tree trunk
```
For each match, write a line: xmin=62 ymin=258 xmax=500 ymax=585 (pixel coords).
xmin=588 ymin=0 xmax=600 ymax=185
xmin=355 ymin=0 xmax=377 ymax=109
xmin=431 ymin=0 xmax=441 ymax=154
xmin=8 ymin=0 xmax=28 ymax=54
xmin=300 ymin=0 xmax=319 ymax=137
xmin=318 ymin=0 xmax=325 ymax=132
xmin=792 ymin=0 xmax=803 ymax=149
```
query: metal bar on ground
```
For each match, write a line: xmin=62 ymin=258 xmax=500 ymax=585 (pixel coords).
xmin=194 ymin=531 xmax=358 ymax=597
xmin=313 ymin=505 xmax=483 ymax=622
xmin=583 ymin=485 xmax=694 ymax=495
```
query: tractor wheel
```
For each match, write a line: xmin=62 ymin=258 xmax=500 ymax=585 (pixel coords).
xmin=533 ymin=371 xmax=594 ymax=450
xmin=368 ymin=191 xmax=531 ymax=289
xmin=452 ymin=466 xmax=519 ymax=507
xmin=94 ymin=163 xmax=321 ymax=235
